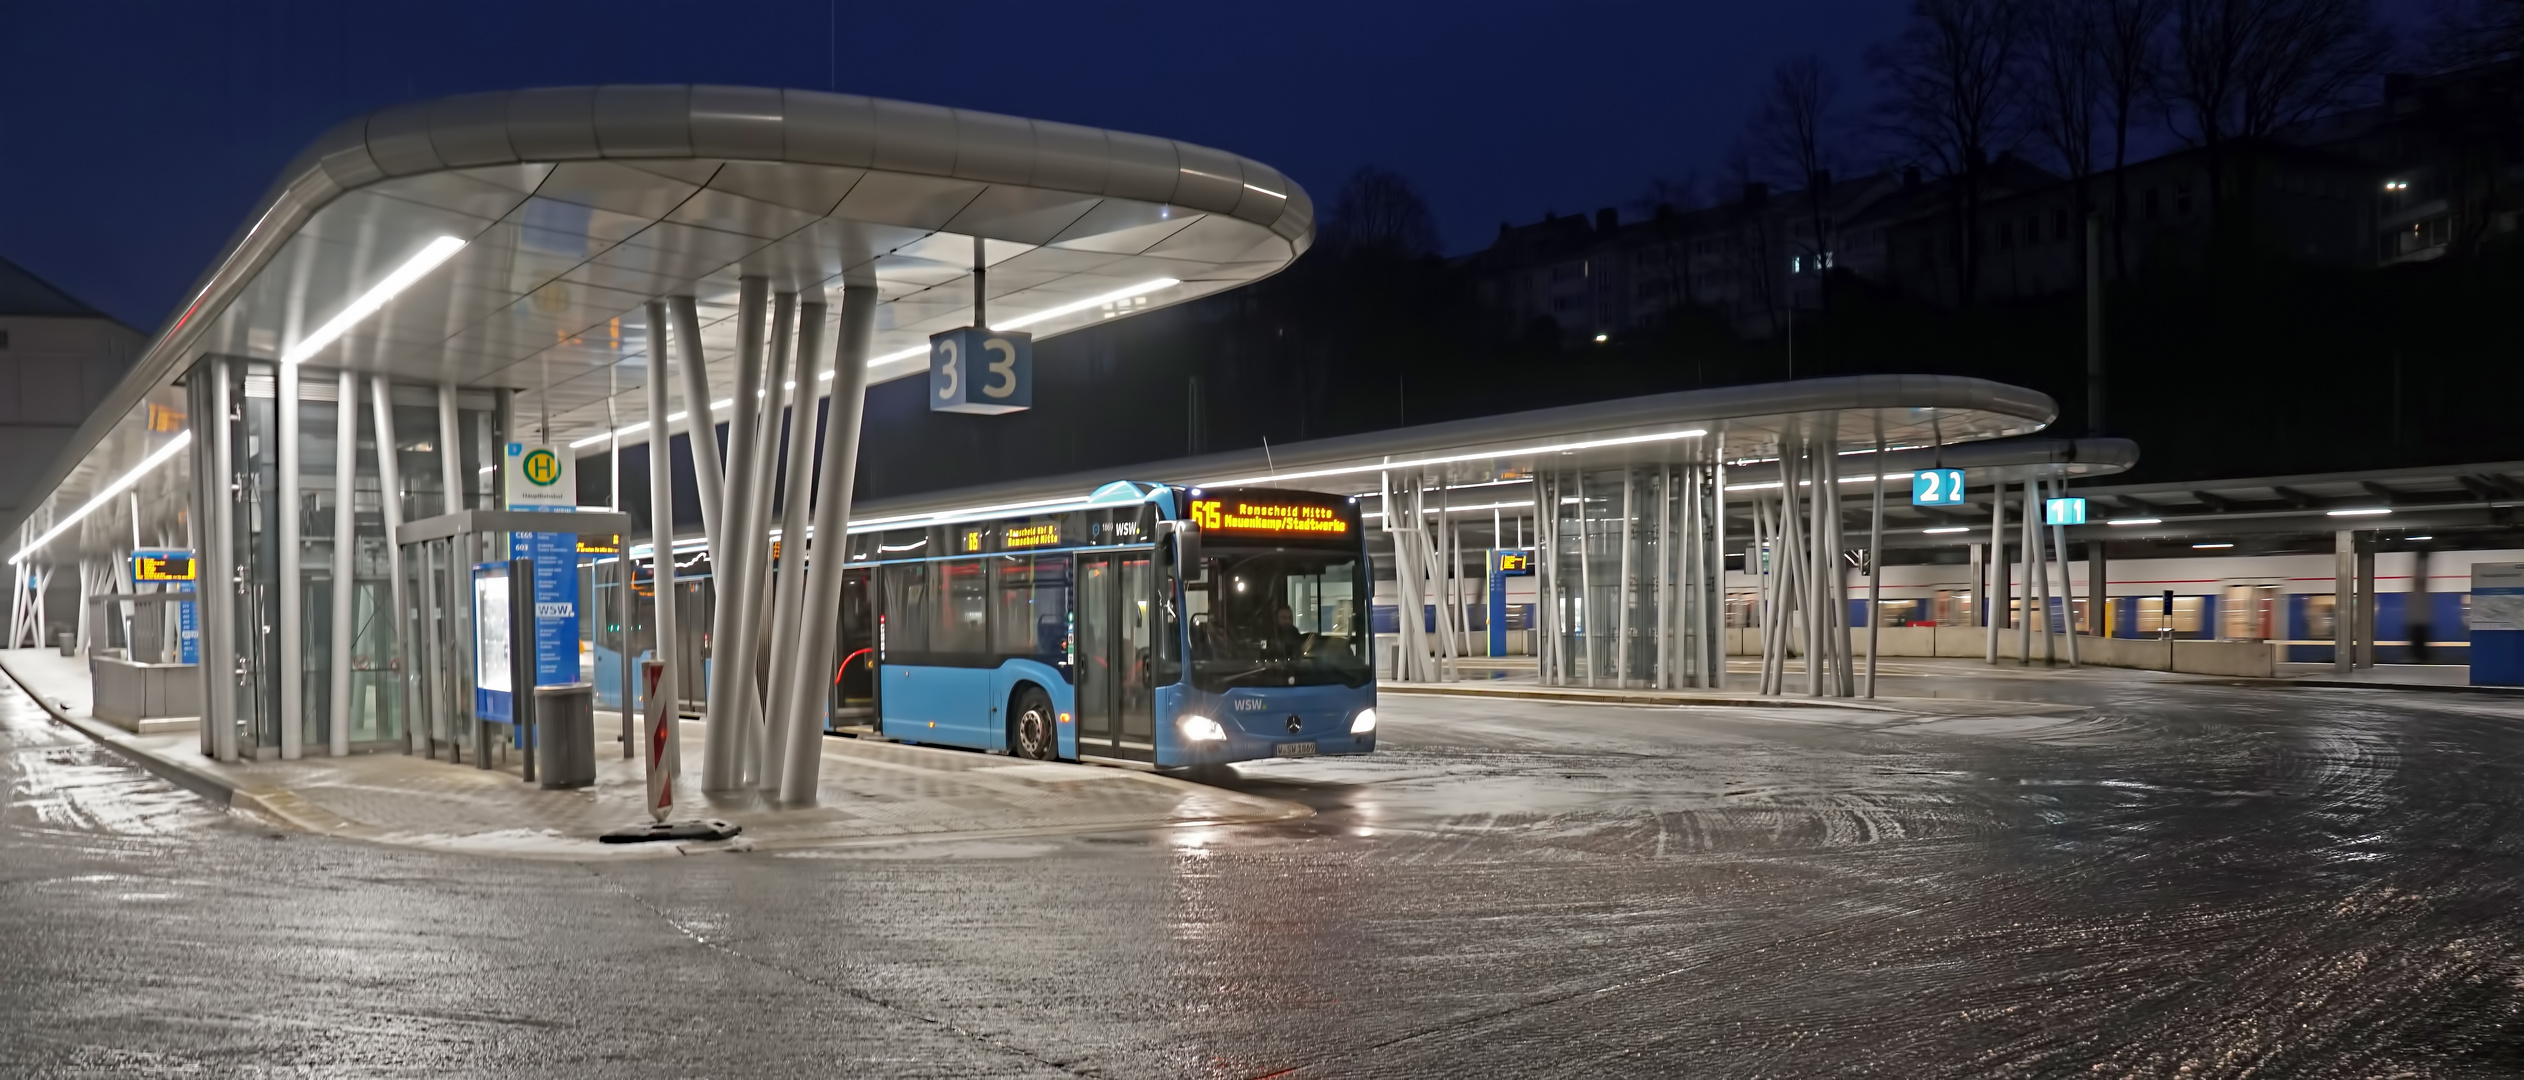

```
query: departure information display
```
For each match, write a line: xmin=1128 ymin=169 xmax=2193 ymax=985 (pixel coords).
xmin=131 ymin=550 xmax=195 ymax=582
xmin=1187 ymin=494 xmax=1352 ymax=538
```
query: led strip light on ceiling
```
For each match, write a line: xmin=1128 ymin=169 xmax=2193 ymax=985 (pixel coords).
xmin=17 ymin=235 xmax=473 ymax=564
xmin=281 ymin=236 xmax=468 ymax=366
xmin=11 ymin=432 xmax=193 ymax=565
xmin=1200 ymin=429 xmax=1708 ymax=489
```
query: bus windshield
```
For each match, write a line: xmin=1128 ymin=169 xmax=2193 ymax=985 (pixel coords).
xmin=1182 ymin=546 xmax=1369 ymax=691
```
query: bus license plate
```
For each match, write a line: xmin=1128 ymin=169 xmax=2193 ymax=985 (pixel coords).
xmin=1276 ymin=742 xmax=1318 ymax=758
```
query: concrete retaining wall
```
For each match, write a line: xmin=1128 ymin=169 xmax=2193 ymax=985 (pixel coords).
xmin=1723 ymin=625 xmax=2273 ymax=678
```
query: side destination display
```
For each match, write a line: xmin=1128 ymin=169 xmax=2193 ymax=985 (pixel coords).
xmin=1188 ymin=495 xmax=1352 ymax=538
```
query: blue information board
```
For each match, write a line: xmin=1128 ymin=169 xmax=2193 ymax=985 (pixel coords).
xmin=514 ymin=528 xmax=579 ymax=686
xmin=1912 ymin=469 xmax=1966 ymax=506
xmin=1489 ymin=549 xmax=1534 ymax=657
xmin=2044 ymin=497 xmax=2089 ymax=526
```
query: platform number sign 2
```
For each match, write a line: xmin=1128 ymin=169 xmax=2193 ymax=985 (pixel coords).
xmin=1912 ymin=468 xmax=1966 ymax=506
xmin=929 ymin=326 xmax=1033 ymax=415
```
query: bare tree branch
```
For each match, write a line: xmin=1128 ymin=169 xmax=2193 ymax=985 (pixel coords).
xmin=2095 ymin=0 xmax=2169 ymax=277
xmin=1324 ymin=166 xmax=1443 ymax=257
xmin=1871 ymin=0 xmax=2028 ymax=302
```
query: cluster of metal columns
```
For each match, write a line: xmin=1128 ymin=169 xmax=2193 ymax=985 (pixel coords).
xmin=659 ymin=280 xmax=876 ymax=805
xmin=1530 ymin=458 xmax=1728 ymax=691
xmin=1729 ymin=420 xmax=1914 ymax=698
xmin=1973 ymin=477 xmax=2085 ymax=669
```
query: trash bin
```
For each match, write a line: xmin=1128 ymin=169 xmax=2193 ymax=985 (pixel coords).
xmin=56 ymin=632 xmax=74 ymax=657
xmin=533 ymin=682 xmax=596 ymax=789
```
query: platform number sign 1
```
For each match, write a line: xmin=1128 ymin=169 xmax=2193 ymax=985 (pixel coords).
xmin=1912 ymin=468 xmax=1966 ymax=506
xmin=929 ymin=326 xmax=1033 ymax=415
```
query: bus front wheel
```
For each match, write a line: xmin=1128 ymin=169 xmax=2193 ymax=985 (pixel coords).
xmin=1010 ymin=686 xmax=1058 ymax=761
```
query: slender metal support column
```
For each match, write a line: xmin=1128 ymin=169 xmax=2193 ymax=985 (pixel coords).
xmin=1575 ymin=471 xmax=1595 ymax=686
xmin=2342 ymin=540 xmax=2362 ymax=666
xmin=328 ymin=369 xmax=357 ymax=756
xmin=418 ymin=540 xmax=445 ymax=763
xmin=702 ymin=278 xmax=770 ymax=791
xmin=278 ymin=367 xmax=303 ymax=758
xmin=779 ymin=284 xmax=875 ymax=804
xmin=370 ymin=376 xmax=414 ymax=753
xmin=1807 ymin=436 xmax=1827 ymax=696
xmin=434 ymin=384 xmax=465 ymax=762
xmin=2050 ymin=479 xmax=2080 ymax=667
xmin=1656 ymin=467 xmax=1673 ymax=689
xmin=1970 ymin=543 xmax=1986 ymax=641
xmin=671 ymin=295 xmax=726 ymax=555
xmin=201 ymin=359 xmax=240 ymax=761
xmin=761 ymin=299 xmax=825 ymax=792
xmin=1709 ymin=453 xmax=1726 ymax=689
xmin=644 ymin=300 xmax=684 ymax=795
xmin=2021 ymin=484 xmax=2040 ymax=665
xmin=1985 ymin=479 xmax=2005 ymax=665
xmin=2334 ymin=530 xmax=2355 ymax=675
xmin=1615 ymin=469 xmax=1634 ymax=688
xmin=1866 ymin=424 xmax=1884 ymax=698
xmin=736 ymin=295 xmax=798 ymax=779
xmin=1539 ymin=473 xmax=1560 ymax=685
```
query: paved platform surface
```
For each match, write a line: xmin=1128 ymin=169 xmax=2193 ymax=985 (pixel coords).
xmin=0 ymin=648 xmax=1307 ymax=860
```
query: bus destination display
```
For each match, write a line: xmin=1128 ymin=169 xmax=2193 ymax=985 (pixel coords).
xmin=1188 ymin=497 xmax=1351 ymax=538
xmin=1002 ymin=521 xmax=1062 ymax=549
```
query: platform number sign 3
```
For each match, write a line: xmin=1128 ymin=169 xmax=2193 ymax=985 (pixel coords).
xmin=929 ymin=326 xmax=1033 ymax=415
xmin=1912 ymin=468 xmax=1966 ymax=506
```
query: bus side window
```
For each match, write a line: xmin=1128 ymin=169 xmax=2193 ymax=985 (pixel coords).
xmin=881 ymin=563 xmax=929 ymax=656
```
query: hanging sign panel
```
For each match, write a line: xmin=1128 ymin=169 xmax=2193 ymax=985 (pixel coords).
xmin=2044 ymin=497 xmax=2089 ymax=526
xmin=929 ymin=327 xmax=1033 ymax=415
xmin=1912 ymin=469 xmax=1966 ymax=506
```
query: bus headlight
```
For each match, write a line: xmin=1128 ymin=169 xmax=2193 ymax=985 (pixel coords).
xmin=1350 ymin=708 xmax=1378 ymax=734
xmin=1179 ymin=715 xmax=1228 ymax=742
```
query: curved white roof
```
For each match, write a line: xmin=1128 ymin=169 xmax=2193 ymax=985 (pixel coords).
xmin=13 ymin=86 xmax=1315 ymax=545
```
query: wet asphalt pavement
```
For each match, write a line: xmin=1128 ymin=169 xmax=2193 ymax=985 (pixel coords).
xmin=6 ymin=667 xmax=2524 ymax=1077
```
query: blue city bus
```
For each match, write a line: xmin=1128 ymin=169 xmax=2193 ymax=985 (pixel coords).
xmin=837 ymin=480 xmax=1377 ymax=768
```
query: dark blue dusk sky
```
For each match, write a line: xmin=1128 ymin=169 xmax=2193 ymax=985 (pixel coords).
xmin=1 ymin=1 xmax=2435 ymax=333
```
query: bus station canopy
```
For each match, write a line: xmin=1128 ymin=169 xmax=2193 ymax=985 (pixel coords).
xmin=822 ymin=375 xmax=2070 ymax=537
xmin=11 ymin=85 xmax=1314 ymax=551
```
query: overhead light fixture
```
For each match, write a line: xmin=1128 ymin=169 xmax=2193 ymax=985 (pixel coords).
xmin=2407 ymin=535 xmax=2433 ymax=540
xmin=1207 ymin=428 xmax=1706 ymax=488
xmin=1594 ymin=333 xmax=1608 ymax=343
xmin=2107 ymin=517 xmax=2161 ymax=526
xmin=2194 ymin=542 xmax=2233 ymax=549
xmin=1922 ymin=526 xmax=1971 ymax=534
xmin=825 ymin=278 xmax=1185 ymax=379
xmin=11 ymin=431 xmax=193 ymax=564
xmin=2327 ymin=508 xmax=2391 ymax=517
xmin=281 ymin=236 xmax=468 ymax=366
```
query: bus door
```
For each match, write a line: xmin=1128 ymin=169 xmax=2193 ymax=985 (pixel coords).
xmin=1073 ymin=552 xmax=1156 ymax=760
xmin=829 ymin=566 xmax=877 ymax=732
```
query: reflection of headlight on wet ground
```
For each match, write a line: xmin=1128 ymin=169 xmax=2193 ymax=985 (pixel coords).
xmin=1179 ymin=715 xmax=1227 ymax=741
